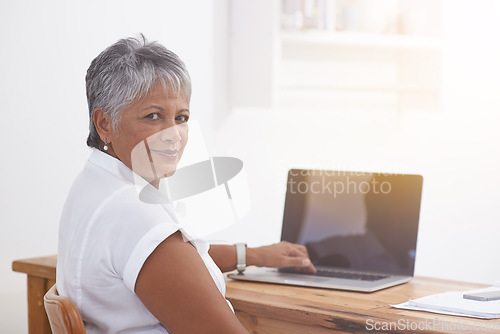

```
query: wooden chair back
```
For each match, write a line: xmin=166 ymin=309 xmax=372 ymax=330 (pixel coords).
xmin=44 ymin=284 xmax=85 ymax=334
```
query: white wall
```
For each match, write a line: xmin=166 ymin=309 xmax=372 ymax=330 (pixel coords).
xmin=0 ymin=0 xmax=225 ymax=332
xmin=210 ymin=0 xmax=500 ymax=286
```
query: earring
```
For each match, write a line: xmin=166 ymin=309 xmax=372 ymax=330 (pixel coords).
xmin=103 ymin=138 xmax=108 ymax=151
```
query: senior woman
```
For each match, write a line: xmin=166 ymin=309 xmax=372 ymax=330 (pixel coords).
xmin=56 ymin=35 xmax=315 ymax=333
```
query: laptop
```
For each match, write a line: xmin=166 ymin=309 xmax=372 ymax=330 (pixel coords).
xmin=229 ymin=169 xmax=423 ymax=292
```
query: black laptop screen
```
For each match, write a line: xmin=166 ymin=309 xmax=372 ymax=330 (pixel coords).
xmin=281 ymin=170 xmax=423 ymax=277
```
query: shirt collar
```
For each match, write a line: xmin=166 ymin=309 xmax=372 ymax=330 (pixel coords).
xmin=88 ymin=149 xmax=171 ymax=204
xmin=88 ymin=149 xmax=135 ymax=184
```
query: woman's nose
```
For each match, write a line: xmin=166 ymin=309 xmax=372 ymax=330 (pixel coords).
xmin=159 ymin=124 xmax=182 ymax=143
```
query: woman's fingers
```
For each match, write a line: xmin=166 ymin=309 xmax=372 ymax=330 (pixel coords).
xmin=253 ymin=242 xmax=316 ymax=274
xmin=279 ymin=243 xmax=317 ymax=274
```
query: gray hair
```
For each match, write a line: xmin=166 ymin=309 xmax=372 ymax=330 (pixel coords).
xmin=85 ymin=34 xmax=192 ymax=149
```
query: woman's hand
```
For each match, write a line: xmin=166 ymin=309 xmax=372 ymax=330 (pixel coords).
xmin=247 ymin=242 xmax=317 ymax=274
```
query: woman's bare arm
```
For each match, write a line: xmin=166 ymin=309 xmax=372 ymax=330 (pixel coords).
xmin=135 ymin=231 xmax=248 ymax=333
xmin=209 ymin=242 xmax=316 ymax=273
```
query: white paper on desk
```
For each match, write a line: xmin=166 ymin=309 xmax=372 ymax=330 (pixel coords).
xmin=392 ymin=301 xmax=482 ymax=318
xmin=392 ymin=287 xmax=500 ymax=319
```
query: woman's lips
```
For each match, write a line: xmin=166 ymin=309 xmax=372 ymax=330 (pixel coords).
xmin=150 ymin=148 xmax=179 ymax=159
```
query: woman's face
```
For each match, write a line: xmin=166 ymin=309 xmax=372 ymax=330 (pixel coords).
xmin=107 ymin=83 xmax=189 ymax=184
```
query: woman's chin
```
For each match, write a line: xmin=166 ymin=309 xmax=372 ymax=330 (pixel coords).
xmin=161 ymin=169 xmax=177 ymax=178
xmin=132 ymin=164 xmax=178 ymax=184
xmin=157 ymin=163 xmax=179 ymax=179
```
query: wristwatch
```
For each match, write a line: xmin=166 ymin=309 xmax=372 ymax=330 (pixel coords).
xmin=235 ymin=243 xmax=247 ymax=274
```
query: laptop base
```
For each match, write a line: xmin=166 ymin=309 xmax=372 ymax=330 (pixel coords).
xmin=228 ymin=267 xmax=412 ymax=293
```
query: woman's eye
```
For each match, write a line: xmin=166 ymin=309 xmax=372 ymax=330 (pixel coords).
xmin=176 ymin=115 xmax=189 ymax=123
xmin=146 ymin=113 xmax=160 ymax=120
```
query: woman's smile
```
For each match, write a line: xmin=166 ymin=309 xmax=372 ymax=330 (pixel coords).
xmin=150 ymin=148 xmax=179 ymax=160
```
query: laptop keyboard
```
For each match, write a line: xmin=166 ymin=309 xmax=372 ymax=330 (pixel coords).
xmin=281 ymin=267 xmax=389 ymax=282
xmin=315 ymin=268 xmax=389 ymax=281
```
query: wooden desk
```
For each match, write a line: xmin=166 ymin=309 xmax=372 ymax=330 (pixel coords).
xmin=13 ymin=256 xmax=498 ymax=334
xmin=12 ymin=255 xmax=56 ymax=334
xmin=225 ymin=277 xmax=499 ymax=333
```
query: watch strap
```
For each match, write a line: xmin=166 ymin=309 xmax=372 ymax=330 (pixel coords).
xmin=235 ymin=243 xmax=247 ymax=274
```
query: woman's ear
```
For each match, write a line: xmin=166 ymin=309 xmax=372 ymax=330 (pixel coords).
xmin=93 ymin=108 xmax=115 ymax=141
